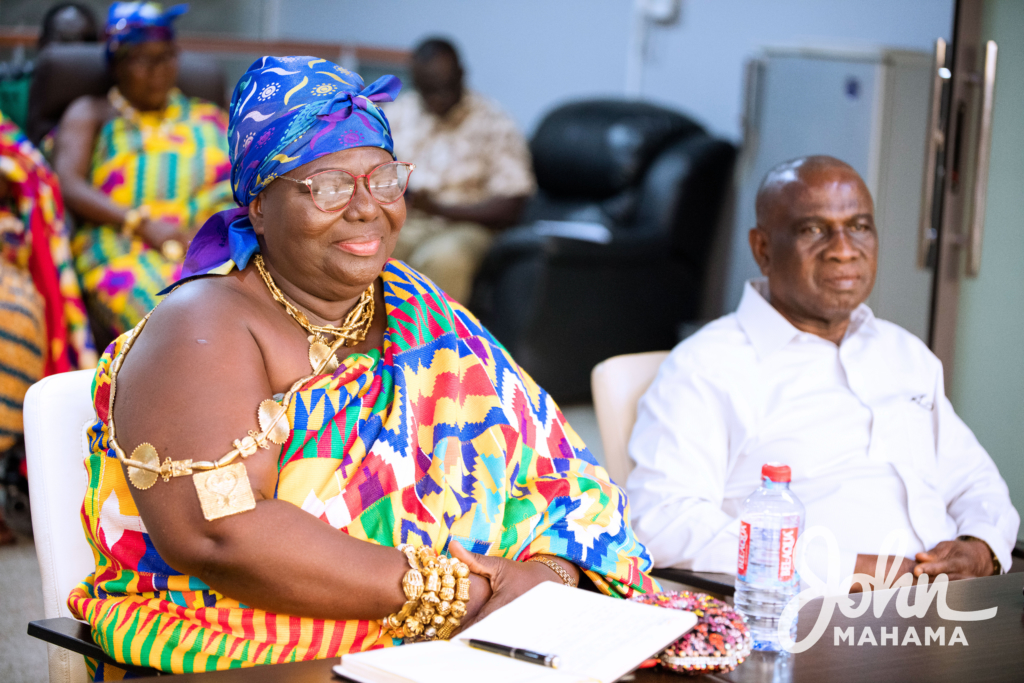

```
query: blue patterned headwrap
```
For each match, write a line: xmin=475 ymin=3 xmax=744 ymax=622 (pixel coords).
xmin=168 ymin=56 xmax=402 ymax=288
xmin=105 ymin=2 xmax=187 ymax=62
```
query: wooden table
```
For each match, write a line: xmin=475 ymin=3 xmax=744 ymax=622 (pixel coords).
xmin=132 ymin=572 xmax=1024 ymax=683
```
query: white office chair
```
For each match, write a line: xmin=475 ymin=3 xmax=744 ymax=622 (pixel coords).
xmin=590 ymin=351 xmax=734 ymax=596
xmin=590 ymin=351 xmax=669 ymax=487
xmin=23 ymin=369 xmax=98 ymax=683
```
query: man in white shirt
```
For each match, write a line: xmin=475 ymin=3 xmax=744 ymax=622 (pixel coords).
xmin=626 ymin=155 xmax=1019 ymax=588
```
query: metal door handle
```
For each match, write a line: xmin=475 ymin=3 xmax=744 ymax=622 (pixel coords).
xmin=917 ymin=38 xmax=948 ymax=268
xmin=967 ymin=40 xmax=998 ymax=277
xmin=740 ymin=58 xmax=765 ymax=176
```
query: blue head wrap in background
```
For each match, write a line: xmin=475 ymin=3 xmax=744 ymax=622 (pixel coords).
xmin=171 ymin=56 xmax=402 ymax=286
xmin=105 ymin=2 xmax=187 ymax=62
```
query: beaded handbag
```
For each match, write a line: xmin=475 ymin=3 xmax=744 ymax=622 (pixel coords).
xmin=629 ymin=591 xmax=753 ymax=675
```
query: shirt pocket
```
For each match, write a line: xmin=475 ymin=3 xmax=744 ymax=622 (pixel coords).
xmin=899 ymin=397 xmax=939 ymax=484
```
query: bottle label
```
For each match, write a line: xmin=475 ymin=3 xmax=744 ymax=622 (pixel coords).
xmin=737 ymin=521 xmax=751 ymax=576
xmin=778 ymin=527 xmax=798 ymax=581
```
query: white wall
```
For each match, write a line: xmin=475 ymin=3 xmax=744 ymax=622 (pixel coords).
xmin=2 ymin=0 xmax=956 ymax=138
xmin=275 ymin=0 xmax=632 ymax=133
xmin=641 ymin=0 xmax=954 ymax=139
xmin=275 ymin=0 xmax=954 ymax=139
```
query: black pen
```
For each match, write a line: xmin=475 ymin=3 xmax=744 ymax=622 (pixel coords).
xmin=465 ymin=639 xmax=561 ymax=669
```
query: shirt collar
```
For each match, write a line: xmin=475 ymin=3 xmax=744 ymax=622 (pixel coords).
xmin=843 ymin=298 xmax=877 ymax=340
xmin=736 ymin=279 xmax=877 ymax=360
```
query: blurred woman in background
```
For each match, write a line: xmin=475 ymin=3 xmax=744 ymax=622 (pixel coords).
xmin=52 ymin=2 xmax=232 ymax=342
xmin=0 ymin=110 xmax=95 ymax=543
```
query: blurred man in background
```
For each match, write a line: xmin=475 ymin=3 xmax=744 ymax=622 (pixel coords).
xmin=386 ymin=37 xmax=535 ymax=303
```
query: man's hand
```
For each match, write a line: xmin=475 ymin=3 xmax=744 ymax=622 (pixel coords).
xmin=449 ymin=541 xmax=577 ymax=631
xmin=914 ymin=539 xmax=994 ymax=581
xmin=850 ymin=554 xmax=916 ymax=593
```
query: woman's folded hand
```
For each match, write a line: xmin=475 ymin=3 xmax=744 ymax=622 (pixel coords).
xmin=459 ymin=568 xmax=494 ymax=631
xmin=449 ymin=541 xmax=575 ymax=632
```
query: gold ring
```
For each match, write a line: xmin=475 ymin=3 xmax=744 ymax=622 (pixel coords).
xmin=161 ymin=239 xmax=185 ymax=262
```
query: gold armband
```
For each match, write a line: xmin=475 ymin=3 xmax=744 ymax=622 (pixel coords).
xmin=104 ymin=312 xmax=343 ymax=521
xmin=383 ymin=545 xmax=471 ymax=642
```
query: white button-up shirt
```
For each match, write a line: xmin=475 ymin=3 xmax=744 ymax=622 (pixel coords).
xmin=626 ymin=280 xmax=1019 ymax=581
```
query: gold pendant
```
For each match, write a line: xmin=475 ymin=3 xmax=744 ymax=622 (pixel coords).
xmin=257 ymin=399 xmax=291 ymax=445
xmin=308 ymin=339 xmax=340 ymax=373
xmin=127 ymin=443 xmax=160 ymax=490
xmin=193 ymin=463 xmax=256 ymax=521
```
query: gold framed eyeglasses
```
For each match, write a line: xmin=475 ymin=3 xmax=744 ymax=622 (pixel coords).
xmin=278 ymin=161 xmax=415 ymax=213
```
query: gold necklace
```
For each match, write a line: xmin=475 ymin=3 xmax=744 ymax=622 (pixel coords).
xmin=254 ymin=254 xmax=374 ymax=373
xmin=108 ymin=86 xmax=175 ymax=145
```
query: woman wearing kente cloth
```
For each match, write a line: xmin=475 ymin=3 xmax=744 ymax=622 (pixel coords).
xmin=0 ymin=112 xmax=96 ymax=544
xmin=69 ymin=57 xmax=656 ymax=679
xmin=52 ymin=2 xmax=232 ymax=340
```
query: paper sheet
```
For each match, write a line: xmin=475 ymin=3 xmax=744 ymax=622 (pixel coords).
xmin=334 ymin=583 xmax=696 ymax=683
xmin=335 ymin=641 xmax=585 ymax=683
xmin=458 ymin=582 xmax=696 ymax=682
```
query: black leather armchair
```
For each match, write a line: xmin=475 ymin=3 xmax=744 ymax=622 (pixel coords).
xmin=27 ymin=42 xmax=225 ymax=145
xmin=469 ymin=100 xmax=736 ymax=402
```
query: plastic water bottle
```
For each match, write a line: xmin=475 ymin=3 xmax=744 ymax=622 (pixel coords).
xmin=734 ymin=463 xmax=805 ymax=651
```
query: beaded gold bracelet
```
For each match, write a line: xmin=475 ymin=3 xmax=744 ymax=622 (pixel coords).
xmin=384 ymin=545 xmax=472 ymax=642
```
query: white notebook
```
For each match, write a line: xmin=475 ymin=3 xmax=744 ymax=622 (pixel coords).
xmin=333 ymin=582 xmax=696 ymax=683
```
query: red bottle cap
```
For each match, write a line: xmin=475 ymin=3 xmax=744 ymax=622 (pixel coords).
xmin=762 ymin=463 xmax=791 ymax=483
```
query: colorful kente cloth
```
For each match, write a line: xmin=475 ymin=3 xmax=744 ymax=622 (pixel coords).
xmin=69 ymin=259 xmax=657 ymax=678
xmin=72 ymin=88 xmax=232 ymax=336
xmin=0 ymin=262 xmax=45 ymax=453
xmin=0 ymin=113 xmax=95 ymax=449
xmin=0 ymin=112 xmax=94 ymax=372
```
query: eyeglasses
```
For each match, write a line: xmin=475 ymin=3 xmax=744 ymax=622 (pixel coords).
xmin=279 ymin=161 xmax=415 ymax=213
